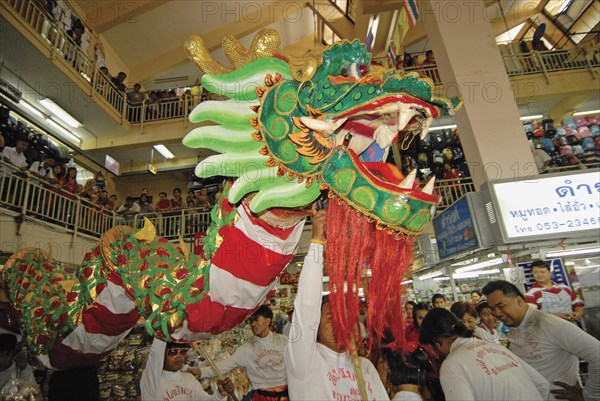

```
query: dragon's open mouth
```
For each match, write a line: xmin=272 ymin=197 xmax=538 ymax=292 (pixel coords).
xmin=301 ymin=96 xmax=436 ymax=159
xmin=298 ymin=95 xmax=438 ymax=197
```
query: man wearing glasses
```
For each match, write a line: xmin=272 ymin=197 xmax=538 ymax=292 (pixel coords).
xmin=140 ymin=338 xmax=233 ymax=400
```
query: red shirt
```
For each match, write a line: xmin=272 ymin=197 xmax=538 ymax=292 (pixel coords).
xmin=156 ymin=199 xmax=171 ymax=210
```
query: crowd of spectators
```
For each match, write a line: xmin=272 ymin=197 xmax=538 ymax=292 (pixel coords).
xmin=395 ymin=50 xmax=440 ymax=83
xmin=1 ymin=131 xmax=222 ymax=237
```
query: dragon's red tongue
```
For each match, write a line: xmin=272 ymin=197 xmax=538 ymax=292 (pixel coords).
xmin=325 ymin=198 xmax=413 ymax=353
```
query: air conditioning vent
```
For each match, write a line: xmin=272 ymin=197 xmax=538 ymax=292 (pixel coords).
xmin=485 ymin=202 xmax=496 ymax=224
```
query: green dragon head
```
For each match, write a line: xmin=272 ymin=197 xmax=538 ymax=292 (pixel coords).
xmin=184 ymin=36 xmax=461 ymax=234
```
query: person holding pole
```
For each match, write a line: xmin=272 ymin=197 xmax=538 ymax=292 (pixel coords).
xmin=285 ymin=205 xmax=389 ymax=400
xmin=195 ymin=305 xmax=289 ymax=401
xmin=140 ymin=338 xmax=233 ymax=401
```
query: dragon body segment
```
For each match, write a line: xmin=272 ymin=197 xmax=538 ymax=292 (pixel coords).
xmin=1 ymin=30 xmax=462 ymax=364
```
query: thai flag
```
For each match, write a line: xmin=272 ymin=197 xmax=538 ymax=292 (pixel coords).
xmin=387 ymin=41 xmax=397 ymax=68
xmin=404 ymin=0 xmax=419 ymax=29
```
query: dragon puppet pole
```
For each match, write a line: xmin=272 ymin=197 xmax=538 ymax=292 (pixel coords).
xmin=194 ymin=343 xmax=240 ymax=401
xmin=350 ymin=334 xmax=369 ymax=401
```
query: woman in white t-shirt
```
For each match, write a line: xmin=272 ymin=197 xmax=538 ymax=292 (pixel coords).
xmin=419 ymin=308 xmax=549 ymax=401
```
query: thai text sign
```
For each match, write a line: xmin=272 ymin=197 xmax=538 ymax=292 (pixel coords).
xmin=433 ymin=197 xmax=478 ymax=259
xmin=491 ymin=171 xmax=600 ymax=241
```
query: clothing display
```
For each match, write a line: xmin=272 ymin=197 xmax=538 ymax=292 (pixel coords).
xmin=285 ymin=243 xmax=389 ymax=401
xmin=440 ymin=338 xmax=549 ymax=401
xmin=508 ymin=306 xmax=600 ymax=401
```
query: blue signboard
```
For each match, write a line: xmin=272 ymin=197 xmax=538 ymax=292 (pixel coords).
xmin=519 ymin=258 xmax=571 ymax=292
xmin=433 ymin=196 xmax=478 ymax=260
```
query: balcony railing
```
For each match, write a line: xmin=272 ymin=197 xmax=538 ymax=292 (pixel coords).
xmin=131 ymin=208 xmax=212 ymax=240
xmin=380 ymin=45 xmax=599 ymax=88
xmin=5 ymin=0 xmax=599 ymax=130
xmin=0 ymin=161 xmax=211 ymax=240
xmin=2 ymin=0 xmax=200 ymax=128
xmin=435 ymin=177 xmax=476 ymax=213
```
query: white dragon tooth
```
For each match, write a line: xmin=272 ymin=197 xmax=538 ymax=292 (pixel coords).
xmin=397 ymin=105 xmax=416 ymax=133
xmin=423 ymin=177 xmax=436 ymax=194
xmin=420 ymin=116 xmax=433 ymax=140
xmin=398 ymin=169 xmax=417 ymax=189
xmin=335 ymin=131 xmax=347 ymax=147
xmin=374 ymin=124 xmax=398 ymax=149
xmin=348 ymin=134 xmax=374 ymax=155
xmin=300 ymin=116 xmax=346 ymax=134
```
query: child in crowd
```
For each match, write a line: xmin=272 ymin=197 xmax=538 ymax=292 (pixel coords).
xmin=475 ymin=302 xmax=509 ymax=346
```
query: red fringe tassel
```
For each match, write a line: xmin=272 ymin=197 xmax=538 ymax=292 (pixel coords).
xmin=325 ymin=197 xmax=414 ymax=353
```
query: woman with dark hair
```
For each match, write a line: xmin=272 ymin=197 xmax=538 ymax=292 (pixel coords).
xmin=418 ymin=308 xmax=550 ymax=401
xmin=470 ymin=290 xmax=483 ymax=306
xmin=405 ymin=301 xmax=416 ymax=326
xmin=52 ymin=163 xmax=65 ymax=183
xmin=60 ymin=167 xmax=81 ymax=195
xmin=404 ymin=303 xmax=430 ymax=352
xmin=449 ymin=302 xmax=478 ymax=332
xmin=383 ymin=348 xmax=424 ymax=401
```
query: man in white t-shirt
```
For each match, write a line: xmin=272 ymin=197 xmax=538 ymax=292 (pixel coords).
xmin=1 ymin=138 xmax=29 ymax=171
xmin=140 ymin=338 xmax=233 ymax=401
xmin=285 ymin=206 xmax=389 ymax=401
xmin=198 ymin=305 xmax=289 ymax=400
xmin=28 ymin=154 xmax=56 ymax=184
xmin=483 ymin=280 xmax=600 ymax=401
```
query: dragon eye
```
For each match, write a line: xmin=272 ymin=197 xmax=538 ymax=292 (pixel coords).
xmin=341 ymin=63 xmax=369 ymax=79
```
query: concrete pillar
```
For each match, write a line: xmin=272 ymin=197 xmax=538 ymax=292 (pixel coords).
xmin=422 ymin=0 xmax=536 ymax=187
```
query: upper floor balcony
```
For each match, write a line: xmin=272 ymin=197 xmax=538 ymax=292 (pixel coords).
xmin=1 ymin=0 xmax=599 ymax=175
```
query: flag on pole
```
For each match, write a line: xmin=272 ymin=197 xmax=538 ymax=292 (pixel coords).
xmin=387 ymin=41 xmax=397 ymax=68
xmin=394 ymin=0 xmax=420 ymax=50
xmin=365 ymin=26 xmax=374 ymax=51
xmin=404 ymin=0 xmax=419 ymax=29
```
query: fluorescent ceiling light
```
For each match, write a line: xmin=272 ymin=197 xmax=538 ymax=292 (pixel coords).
xmin=153 ymin=144 xmax=175 ymax=159
xmin=453 ymin=272 xmax=482 ymax=278
xmin=451 ymin=258 xmax=478 ymax=267
xmin=401 ymin=280 xmax=413 ymax=285
xmin=573 ymin=110 xmax=600 ymax=116
xmin=45 ymin=118 xmax=81 ymax=145
xmin=520 ymin=115 xmax=543 ymax=121
xmin=418 ymin=270 xmax=444 ymax=280
xmin=455 ymin=258 xmax=503 ymax=273
xmin=433 ymin=277 xmax=451 ymax=281
xmin=429 ymin=124 xmax=457 ymax=132
xmin=546 ymin=247 xmax=600 ymax=258
xmin=19 ymin=100 xmax=45 ymax=119
xmin=39 ymin=98 xmax=81 ymax=128
xmin=475 ymin=268 xmax=501 ymax=275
